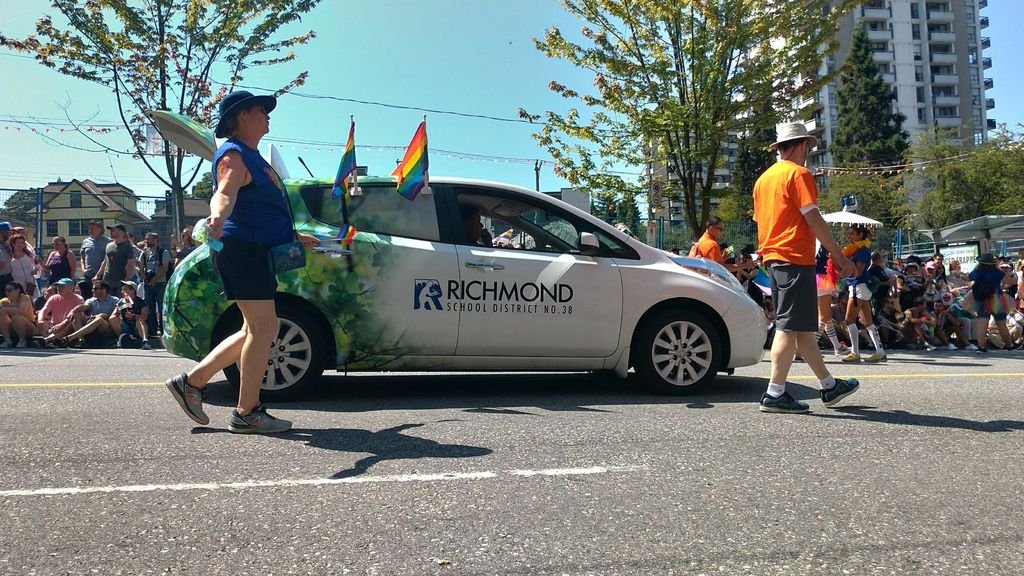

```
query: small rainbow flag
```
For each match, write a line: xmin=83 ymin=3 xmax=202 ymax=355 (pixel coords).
xmin=392 ymin=120 xmax=429 ymax=200
xmin=752 ymin=266 xmax=771 ymax=296
xmin=331 ymin=118 xmax=358 ymax=199
xmin=337 ymin=223 xmax=357 ymax=244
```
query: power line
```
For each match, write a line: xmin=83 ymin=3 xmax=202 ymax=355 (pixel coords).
xmin=218 ymin=80 xmax=547 ymax=128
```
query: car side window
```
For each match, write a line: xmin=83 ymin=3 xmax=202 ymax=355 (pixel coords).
xmin=304 ymin=183 xmax=440 ymax=241
xmin=454 ymin=188 xmax=581 ymax=255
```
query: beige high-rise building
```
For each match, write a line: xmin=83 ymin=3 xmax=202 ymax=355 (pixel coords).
xmin=806 ymin=0 xmax=993 ymax=170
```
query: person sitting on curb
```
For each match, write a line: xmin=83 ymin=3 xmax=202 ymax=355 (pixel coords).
xmin=60 ymin=281 xmax=122 ymax=348
xmin=36 ymin=278 xmax=85 ymax=347
xmin=116 ymin=280 xmax=151 ymax=350
xmin=1 ymin=281 xmax=36 ymax=348
xmin=902 ymin=297 xmax=938 ymax=351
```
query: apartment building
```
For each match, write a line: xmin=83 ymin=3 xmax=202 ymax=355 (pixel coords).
xmin=807 ymin=0 xmax=993 ymax=170
xmin=647 ymin=140 xmax=737 ymax=226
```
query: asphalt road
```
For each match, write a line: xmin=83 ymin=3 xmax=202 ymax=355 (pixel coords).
xmin=2 ymin=347 xmax=1023 ymax=575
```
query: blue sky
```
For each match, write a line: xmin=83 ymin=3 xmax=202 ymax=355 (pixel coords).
xmin=1 ymin=1 xmax=1021 ymax=204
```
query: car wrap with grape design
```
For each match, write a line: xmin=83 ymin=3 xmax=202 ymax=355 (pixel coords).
xmin=161 ymin=177 xmax=411 ymax=369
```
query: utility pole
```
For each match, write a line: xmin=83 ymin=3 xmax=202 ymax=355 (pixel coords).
xmin=34 ymin=187 xmax=43 ymax=246
xmin=534 ymin=160 xmax=542 ymax=192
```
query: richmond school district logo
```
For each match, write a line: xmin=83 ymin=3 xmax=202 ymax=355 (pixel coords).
xmin=413 ymin=279 xmax=444 ymax=310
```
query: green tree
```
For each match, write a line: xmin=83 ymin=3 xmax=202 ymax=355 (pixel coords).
xmin=0 ymin=189 xmax=38 ymax=223
xmin=1 ymin=0 xmax=321 ymax=229
xmin=590 ymin=192 xmax=616 ymax=222
xmin=192 ymin=172 xmax=213 ymax=200
xmin=911 ymin=127 xmax=1024 ymax=229
xmin=615 ymin=191 xmax=641 ymax=229
xmin=818 ymin=171 xmax=909 ymax=227
xmin=722 ymin=115 xmax=776 ymax=221
xmin=522 ymin=0 xmax=855 ymax=237
xmin=831 ymin=26 xmax=909 ymax=166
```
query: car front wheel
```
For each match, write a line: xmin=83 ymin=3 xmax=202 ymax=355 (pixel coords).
xmin=634 ymin=308 xmax=721 ymax=394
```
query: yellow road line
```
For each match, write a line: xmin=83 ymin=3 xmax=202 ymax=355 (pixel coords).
xmin=0 ymin=382 xmax=165 ymax=388
xmin=789 ymin=373 xmax=1024 ymax=380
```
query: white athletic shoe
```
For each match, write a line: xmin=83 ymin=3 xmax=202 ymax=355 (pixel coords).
xmin=944 ymin=344 xmax=957 ymax=351
xmin=965 ymin=344 xmax=979 ymax=351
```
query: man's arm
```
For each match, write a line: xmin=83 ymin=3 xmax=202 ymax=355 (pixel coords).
xmin=802 ymin=207 xmax=855 ymax=277
xmin=96 ymin=253 xmax=107 ymax=278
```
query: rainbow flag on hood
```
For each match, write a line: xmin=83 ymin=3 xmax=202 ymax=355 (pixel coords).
xmin=392 ymin=120 xmax=429 ymax=200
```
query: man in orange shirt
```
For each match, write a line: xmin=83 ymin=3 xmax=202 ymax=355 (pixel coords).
xmin=689 ymin=216 xmax=758 ymax=274
xmin=753 ymin=122 xmax=859 ymax=414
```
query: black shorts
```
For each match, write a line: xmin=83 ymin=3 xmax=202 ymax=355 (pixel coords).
xmin=769 ymin=263 xmax=817 ymax=333
xmin=213 ymin=237 xmax=277 ymax=301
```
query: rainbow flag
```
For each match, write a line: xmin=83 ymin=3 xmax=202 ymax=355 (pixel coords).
xmin=752 ymin=266 xmax=771 ymax=296
xmin=331 ymin=118 xmax=358 ymax=199
xmin=337 ymin=223 xmax=357 ymax=244
xmin=392 ymin=120 xmax=429 ymax=200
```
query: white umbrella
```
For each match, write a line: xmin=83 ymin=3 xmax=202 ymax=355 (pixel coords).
xmin=822 ymin=211 xmax=883 ymax=228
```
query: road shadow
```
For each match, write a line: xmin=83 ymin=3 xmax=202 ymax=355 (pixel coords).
xmin=200 ymin=372 xmax=810 ymax=414
xmin=811 ymin=406 xmax=1024 ymax=432
xmin=192 ymin=422 xmax=492 ymax=478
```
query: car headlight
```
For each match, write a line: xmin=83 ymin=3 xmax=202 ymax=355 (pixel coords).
xmin=671 ymin=256 xmax=747 ymax=293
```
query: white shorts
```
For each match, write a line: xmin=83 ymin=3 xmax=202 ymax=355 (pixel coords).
xmin=849 ymin=283 xmax=873 ymax=302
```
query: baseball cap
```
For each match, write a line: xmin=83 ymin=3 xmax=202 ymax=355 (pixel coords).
xmin=52 ymin=278 xmax=75 ymax=287
xmin=107 ymin=223 xmax=128 ymax=233
xmin=120 ymin=280 xmax=138 ymax=291
xmin=88 ymin=219 xmax=103 ymax=228
xmin=0 ymin=221 xmax=11 ymax=232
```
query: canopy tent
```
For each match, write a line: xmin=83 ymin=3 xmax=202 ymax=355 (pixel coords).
xmin=925 ymin=215 xmax=1024 ymax=243
xmin=917 ymin=215 xmax=1024 ymax=258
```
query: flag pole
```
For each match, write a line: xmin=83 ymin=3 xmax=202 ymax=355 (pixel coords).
xmin=348 ymin=115 xmax=362 ymax=197
xmin=421 ymin=115 xmax=432 ymax=195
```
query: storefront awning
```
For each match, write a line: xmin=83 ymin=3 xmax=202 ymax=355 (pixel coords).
xmin=925 ymin=215 xmax=1024 ymax=243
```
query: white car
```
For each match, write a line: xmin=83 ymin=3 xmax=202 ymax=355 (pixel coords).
xmin=152 ymin=111 xmax=766 ymax=399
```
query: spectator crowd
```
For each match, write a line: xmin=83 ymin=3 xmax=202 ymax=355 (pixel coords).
xmin=757 ymin=246 xmax=1023 ymax=355
xmin=0 ymin=220 xmax=198 ymax=350
xmin=679 ymin=218 xmax=1024 ymax=356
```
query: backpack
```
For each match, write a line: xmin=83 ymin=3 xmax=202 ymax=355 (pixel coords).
xmin=144 ymin=248 xmax=171 ymax=282
xmin=117 ymin=333 xmax=140 ymax=349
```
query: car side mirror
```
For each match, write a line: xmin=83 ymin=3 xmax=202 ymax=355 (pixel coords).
xmin=580 ymin=232 xmax=600 ymax=256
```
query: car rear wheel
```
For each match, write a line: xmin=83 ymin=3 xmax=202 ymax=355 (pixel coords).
xmin=221 ymin=305 xmax=328 ymax=401
xmin=634 ymin=308 xmax=721 ymax=394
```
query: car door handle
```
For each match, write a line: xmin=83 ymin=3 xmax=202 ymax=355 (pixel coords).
xmin=465 ymin=261 xmax=505 ymax=271
xmin=312 ymin=246 xmax=353 ymax=258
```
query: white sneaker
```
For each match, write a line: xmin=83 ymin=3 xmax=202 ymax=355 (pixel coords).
xmin=965 ymin=343 xmax=979 ymax=351
xmin=15 ymin=340 xmax=28 ymax=349
xmin=0 ymin=340 xmax=12 ymax=349
xmin=944 ymin=344 xmax=957 ymax=351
